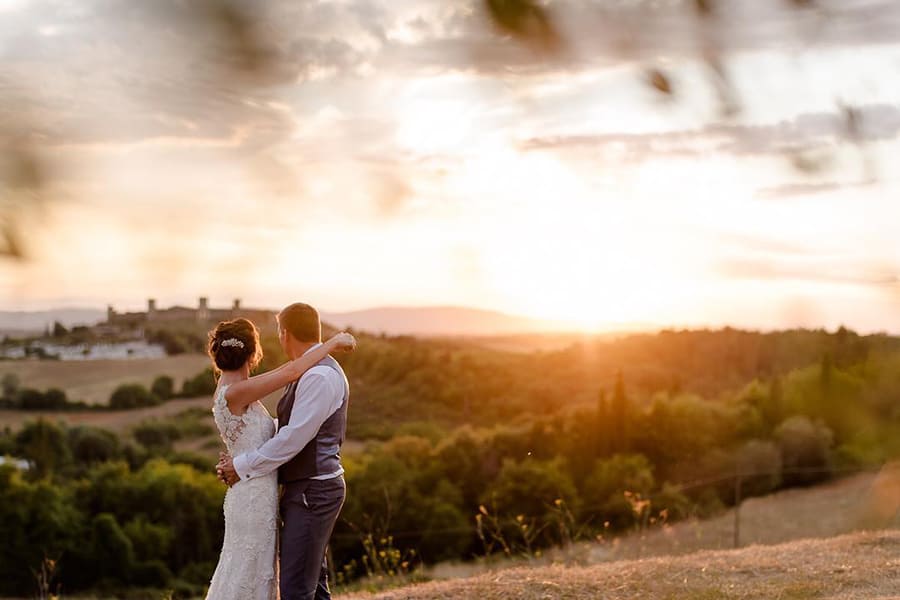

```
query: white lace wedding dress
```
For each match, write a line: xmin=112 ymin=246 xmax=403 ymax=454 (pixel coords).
xmin=206 ymin=384 xmax=279 ymax=600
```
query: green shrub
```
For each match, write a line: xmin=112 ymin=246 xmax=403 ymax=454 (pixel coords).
xmin=133 ymin=421 xmax=181 ymax=452
xmin=735 ymin=439 xmax=782 ymax=498
xmin=15 ymin=419 xmax=71 ymax=477
xmin=167 ymin=451 xmax=214 ymax=473
xmin=110 ymin=384 xmax=158 ymax=409
xmin=69 ymin=426 xmax=121 ymax=464
xmin=151 ymin=375 xmax=175 ymax=401
xmin=775 ymin=416 xmax=834 ymax=486
xmin=124 ymin=516 xmax=174 ymax=562
xmin=181 ymin=369 xmax=216 ymax=398
xmin=131 ymin=559 xmax=173 ymax=588
xmin=91 ymin=513 xmax=135 ymax=582
xmin=1 ymin=373 xmax=19 ymax=401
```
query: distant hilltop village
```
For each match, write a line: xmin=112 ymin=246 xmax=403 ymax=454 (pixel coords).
xmin=105 ymin=298 xmax=275 ymax=330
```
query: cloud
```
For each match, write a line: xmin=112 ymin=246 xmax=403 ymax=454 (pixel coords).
xmin=715 ymin=234 xmax=817 ymax=257
xmin=519 ymin=103 xmax=900 ymax=161
xmin=754 ymin=179 xmax=878 ymax=200
xmin=717 ymin=257 xmax=899 ymax=290
xmin=4 ymin=0 xmax=899 ymax=154
xmin=0 ymin=0 xmax=383 ymax=150
xmin=369 ymin=169 xmax=414 ymax=216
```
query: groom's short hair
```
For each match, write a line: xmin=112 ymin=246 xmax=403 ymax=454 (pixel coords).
xmin=278 ymin=302 xmax=321 ymax=343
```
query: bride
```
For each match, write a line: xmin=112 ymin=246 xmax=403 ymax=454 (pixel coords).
xmin=204 ymin=317 xmax=355 ymax=600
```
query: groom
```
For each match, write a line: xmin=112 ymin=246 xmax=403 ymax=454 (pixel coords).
xmin=217 ymin=302 xmax=350 ymax=600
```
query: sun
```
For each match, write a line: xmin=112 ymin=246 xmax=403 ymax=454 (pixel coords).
xmin=452 ymin=147 xmax=687 ymax=331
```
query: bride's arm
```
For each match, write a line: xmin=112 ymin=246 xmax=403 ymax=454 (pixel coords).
xmin=224 ymin=332 xmax=355 ymax=412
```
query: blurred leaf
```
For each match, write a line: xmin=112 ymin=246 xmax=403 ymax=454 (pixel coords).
xmin=786 ymin=147 xmax=833 ymax=174
xmin=647 ymin=68 xmax=673 ymax=95
xmin=5 ymin=146 xmax=44 ymax=191
xmin=484 ymin=0 xmax=561 ymax=53
xmin=201 ymin=0 xmax=280 ymax=76
xmin=694 ymin=0 xmax=715 ymax=17
xmin=156 ymin=0 xmax=291 ymax=88
xmin=0 ymin=134 xmax=48 ymax=260
xmin=840 ymin=103 xmax=862 ymax=142
xmin=0 ymin=222 xmax=24 ymax=259
xmin=705 ymin=54 xmax=741 ymax=117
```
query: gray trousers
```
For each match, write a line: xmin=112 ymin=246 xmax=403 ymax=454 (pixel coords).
xmin=279 ymin=475 xmax=346 ymax=600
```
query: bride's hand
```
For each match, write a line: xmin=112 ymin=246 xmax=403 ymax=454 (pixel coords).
xmin=330 ymin=331 xmax=356 ymax=353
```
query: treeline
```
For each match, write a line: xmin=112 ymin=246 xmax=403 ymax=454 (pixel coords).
xmin=339 ymin=326 xmax=900 ymax=439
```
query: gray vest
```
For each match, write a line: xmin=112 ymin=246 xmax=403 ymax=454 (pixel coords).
xmin=276 ymin=354 xmax=349 ymax=484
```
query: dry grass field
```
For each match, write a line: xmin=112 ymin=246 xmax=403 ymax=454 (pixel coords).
xmin=589 ymin=467 xmax=900 ymax=562
xmin=340 ymin=530 xmax=900 ymax=600
xmin=0 ymin=396 xmax=213 ymax=433
xmin=0 ymin=355 xmax=210 ymax=405
xmin=421 ymin=467 xmax=899 ymax=585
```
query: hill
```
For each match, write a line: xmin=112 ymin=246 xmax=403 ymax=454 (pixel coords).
xmin=1 ymin=305 xmax=576 ymax=338
xmin=0 ymin=308 xmax=105 ymax=335
xmin=321 ymin=306 xmax=574 ymax=336
xmin=339 ymin=529 xmax=900 ymax=599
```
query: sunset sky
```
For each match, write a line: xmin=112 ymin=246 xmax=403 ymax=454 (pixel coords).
xmin=1 ymin=0 xmax=899 ymax=332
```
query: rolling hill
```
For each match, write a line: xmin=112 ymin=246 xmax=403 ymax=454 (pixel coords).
xmin=0 ymin=308 xmax=105 ymax=335
xmin=321 ymin=306 xmax=575 ymax=336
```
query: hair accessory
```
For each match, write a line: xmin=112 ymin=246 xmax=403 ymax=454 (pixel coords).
xmin=220 ymin=338 xmax=245 ymax=349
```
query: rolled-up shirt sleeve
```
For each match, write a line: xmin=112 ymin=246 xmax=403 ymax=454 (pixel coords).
xmin=233 ymin=366 xmax=342 ymax=481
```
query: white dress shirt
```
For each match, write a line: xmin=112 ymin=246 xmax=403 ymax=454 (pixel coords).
xmin=233 ymin=344 xmax=345 ymax=481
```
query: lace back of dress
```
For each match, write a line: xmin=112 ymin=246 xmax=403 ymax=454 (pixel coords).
xmin=211 ymin=385 xmax=275 ymax=455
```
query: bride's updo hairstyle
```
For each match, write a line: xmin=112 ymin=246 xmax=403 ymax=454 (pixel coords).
xmin=207 ymin=318 xmax=262 ymax=372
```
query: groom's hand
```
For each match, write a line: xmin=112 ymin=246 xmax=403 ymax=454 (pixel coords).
xmin=216 ymin=452 xmax=239 ymax=487
xmin=333 ymin=332 xmax=357 ymax=353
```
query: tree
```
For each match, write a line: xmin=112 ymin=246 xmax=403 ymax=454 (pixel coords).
xmin=109 ymin=384 xmax=157 ymax=409
xmin=775 ymin=416 xmax=833 ymax=486
xmin=582 ymin=453 xmax=655 ymax=528
xmin=15 ymin=419 xmax=71 ymax=478
xmin=91 ymin=513 xmax=135 ymax=583
xmin=69 ymin=426 xmax=121 ymax=465
xmin=761 ymin=376 xmax=785 ymax=430
xmin=52 ymin=321 xmax=68 ymax=337
xmin=150 ymin=375 xmax=175 ymax=401
xmin=1 ymin=373 xmax=19 ymax=401
xmin=735 ymin=439 xmax=782 ymax=498
xmin=0 ymin=467 xmax=81 ymax=595
xmin=595 ymin=390 xmax=610 ymax=457
xmin=610 ymin=371 xmax=630 ymax=453
xmin=820 ymin=352 xmax=834 ymax=391
xmin=17 ymin=387 xmax=71 ymax=410
xmin=181 ymin=368 xmax=216 ymax=398
xmin=132 ymin=422 xmax=181 ymax=453
xmin=44 ymin=388 xmax=68 ymax=410
xmin=481 ymin=457 xmax=580 ymax=546
xmin=17 ymin=388 xmax=46 ymax=410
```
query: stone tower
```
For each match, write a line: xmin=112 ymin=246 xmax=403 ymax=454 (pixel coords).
xmin=198 ymin=297 xmax=209 ymax=321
